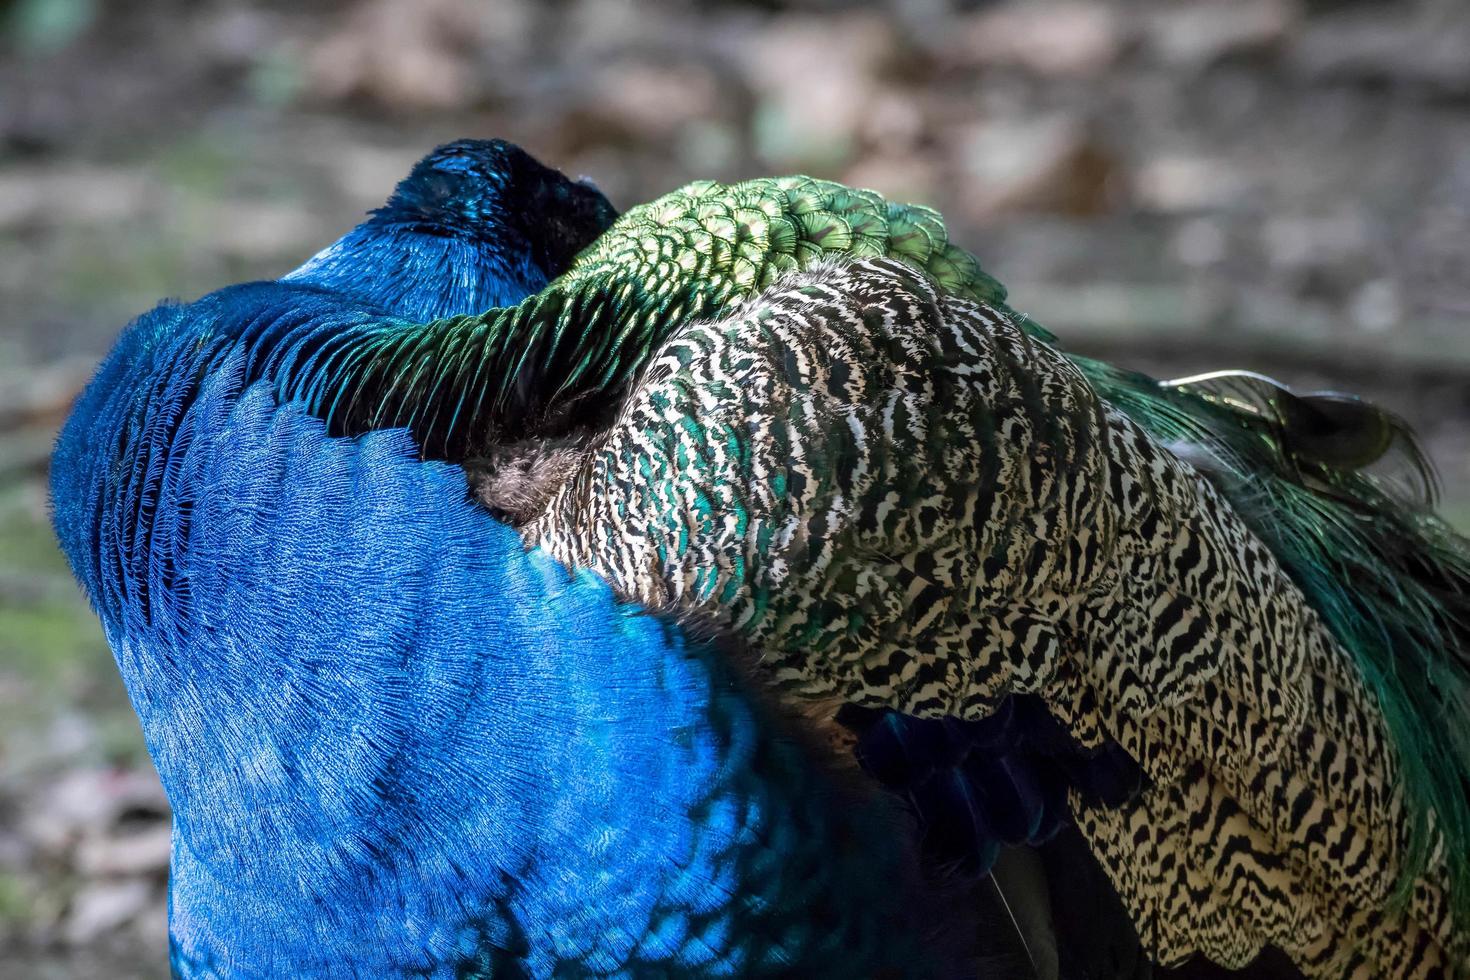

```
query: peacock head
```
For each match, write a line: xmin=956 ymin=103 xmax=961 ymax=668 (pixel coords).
xmin=376 ymin=138 xmax=617 ymax=281
xmin=285 ymin=139 xmax=618 ymax=319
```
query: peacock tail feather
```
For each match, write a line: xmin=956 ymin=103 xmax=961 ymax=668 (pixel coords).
xmin=1069 ymin=354 xmax=1470 ymax=925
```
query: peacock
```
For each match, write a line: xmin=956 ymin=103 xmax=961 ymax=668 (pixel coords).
xmin=50 ymin=139 xmax=1470 ymax=977
xmin=49 ymin=139 xmax=1061 ymax=977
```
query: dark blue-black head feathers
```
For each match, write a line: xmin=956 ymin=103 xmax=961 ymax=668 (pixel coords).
xmin=379 ymin=138 xmax=618 ymax=278
xmin=284 ymin=139 xmax=617 ymax=321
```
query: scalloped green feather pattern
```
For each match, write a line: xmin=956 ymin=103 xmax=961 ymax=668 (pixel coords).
xmin=289 ymin=176 xmax=1011 ymax=455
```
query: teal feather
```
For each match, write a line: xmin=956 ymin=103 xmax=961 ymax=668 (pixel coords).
xmin=1066 ymin=353 xmax=1470 ymax=919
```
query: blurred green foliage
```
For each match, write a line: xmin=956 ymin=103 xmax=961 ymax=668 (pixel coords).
xmin=0 ymin=491 xmax=139 ymax=768
xmin=3 ymin=0 xmax=97 ymax=55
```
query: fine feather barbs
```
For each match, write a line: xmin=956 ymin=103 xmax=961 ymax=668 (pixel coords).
xmin=49 ymin=139 xmax=1470 ymax=979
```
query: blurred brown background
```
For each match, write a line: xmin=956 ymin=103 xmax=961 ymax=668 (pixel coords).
xmin=1 ymin=0 xmax=1467 ymax=975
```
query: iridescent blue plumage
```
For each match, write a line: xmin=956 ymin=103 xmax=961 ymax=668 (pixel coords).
xmin=844 ymin=697 xmax=1143 ymax=881
xmin=50 ymin=138 xmax=1199 ymax=979
xmin=48 ymin=142 xmax=1002 ymax=977
xmin=51 ymin=251 xmax=977 ymax=980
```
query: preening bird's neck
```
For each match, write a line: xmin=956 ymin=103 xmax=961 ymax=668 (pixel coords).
xmin=56 ymin=315 xmax=953 ymax=975
xmin=282 ymin=218 xmax=550 ymax=321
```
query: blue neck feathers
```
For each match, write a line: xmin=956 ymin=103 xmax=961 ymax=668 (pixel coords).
xmin=46 ymin=136 xmax=958 ymax=973
xmin=50 ymin=286 xmax=953 ymax=977
xmin=281 ymin=216 xmax=550 ymax=321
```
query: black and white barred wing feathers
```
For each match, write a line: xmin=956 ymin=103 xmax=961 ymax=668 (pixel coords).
xmin=524 ymin=257 xmax=1105 ymax=713
xmin=517 ymin=257 xmax=1462 ymax=977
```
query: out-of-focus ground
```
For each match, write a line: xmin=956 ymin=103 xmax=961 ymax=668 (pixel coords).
xmin=1 ymin=0 xmax=1467 ymax=974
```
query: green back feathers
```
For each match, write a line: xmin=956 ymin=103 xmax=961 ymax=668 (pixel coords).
xmin=295 ymin=176 xmax=1007 ymax=454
